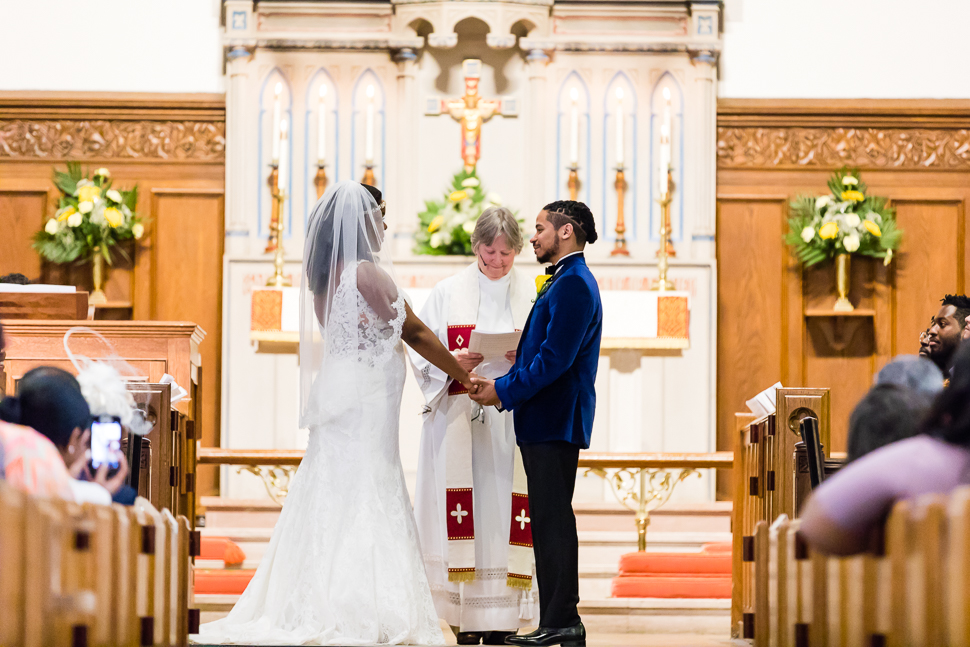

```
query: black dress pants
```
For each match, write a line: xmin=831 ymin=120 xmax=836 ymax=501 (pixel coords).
xmin=519 ymin=441 xmax=582 ymax=629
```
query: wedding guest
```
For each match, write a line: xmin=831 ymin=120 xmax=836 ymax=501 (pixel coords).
xmin=924 ymin=294 xmax=970 ymax=375
xmin=408 ymin=206 xmax=538 ymax=645
xmin=873 ymin=355 xmax=944 ymax=399
xmin=845 ymin=385 xmax=933 ymax=464
xmin=801 ymin=342 xmax=970 ymax=556
xmin=0 ymin=273 xmax=31 ymax=285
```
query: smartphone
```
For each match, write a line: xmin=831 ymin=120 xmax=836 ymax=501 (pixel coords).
xmin=90 ymin=416 xmax=122 ymax=471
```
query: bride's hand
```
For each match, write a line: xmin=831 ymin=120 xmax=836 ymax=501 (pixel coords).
xmin=463 ymin=372 xmax=480 ymax=395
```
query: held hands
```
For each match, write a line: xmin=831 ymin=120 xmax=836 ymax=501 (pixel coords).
xmin=468 ymin=375 xmax=502 ymax=407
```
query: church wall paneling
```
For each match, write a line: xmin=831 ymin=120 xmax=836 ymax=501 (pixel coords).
xmin=716 ymin=99 xmax=970 ymax=499
xmin=0 ymin=91 xmax=226 ymax=500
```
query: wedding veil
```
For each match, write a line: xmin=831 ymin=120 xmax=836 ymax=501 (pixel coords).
xmin=299 ymin=180 xmax=403 ymax=429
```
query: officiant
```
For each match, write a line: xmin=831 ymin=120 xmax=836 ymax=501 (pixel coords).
xmin=408 ymin=206 xmax=538 ymax=645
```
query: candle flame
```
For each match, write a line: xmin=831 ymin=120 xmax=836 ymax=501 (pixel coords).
xmin=663 ymin=87 xmax=671 ymax=101
xmin=569 ymin=87 xmax=579 ymax=102
xmin=280 ymin=119 xmax=289 ymax=137
xmin=616 ymin=87 xmax=624 ymax=101
xmin=275 ymin=82 xmax=282 ymax=96
xmin=319 ymin=85 xmax=327 ymax=99
xmin=366 ymin=84 xmax=375 ymax=99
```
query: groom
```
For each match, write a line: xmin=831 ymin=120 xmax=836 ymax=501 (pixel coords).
xmin=470 ymin=200 xmax=602 ymax=647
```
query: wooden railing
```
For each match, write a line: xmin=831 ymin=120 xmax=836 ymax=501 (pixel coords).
xmin=0 ymin=481 xmax=199 ymax=646
xmin=198 ymin=447 xmax=733 ymax=549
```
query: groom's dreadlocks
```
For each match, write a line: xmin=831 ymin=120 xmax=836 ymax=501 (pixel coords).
xmin=542 ymin=200 xmax=598 ymax=246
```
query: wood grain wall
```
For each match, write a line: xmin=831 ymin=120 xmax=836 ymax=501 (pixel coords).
xmin=0 ymin=92 xmax=226 ymax=499
xmin=716 ymin=99 xmax=970 ymax=496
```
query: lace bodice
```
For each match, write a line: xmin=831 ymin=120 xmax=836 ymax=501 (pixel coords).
xmin=326 ymin=263 xmax=406 ymax=367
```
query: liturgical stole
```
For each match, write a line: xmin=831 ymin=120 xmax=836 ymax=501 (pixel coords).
xmin=444 ymin=262 xmax=535 ymax=589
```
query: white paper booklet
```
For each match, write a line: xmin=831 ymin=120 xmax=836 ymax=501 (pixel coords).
xmin=468 ymin=330 xmax=522 ymax=360
xmin=746 ymin=381 xmax=783 ymax=418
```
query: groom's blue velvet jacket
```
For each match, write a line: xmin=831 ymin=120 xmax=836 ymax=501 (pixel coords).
xmin=494 ymin=253 xmax=603 ymax=448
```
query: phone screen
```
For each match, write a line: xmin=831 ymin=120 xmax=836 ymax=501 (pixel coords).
xmin=90 ymin=419 xmax=122 ymax=469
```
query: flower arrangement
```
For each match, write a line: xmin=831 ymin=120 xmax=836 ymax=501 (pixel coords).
xmin=414 ymin=168 xmax=518 ymax=256
xmin=785 ymin=167 xmax=901 ymax=267
xmin=34 ymin=163 xmax=143 ymax=266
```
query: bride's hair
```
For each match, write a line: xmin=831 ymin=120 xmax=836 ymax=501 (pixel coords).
xmin=306 ymin=182 xmax=384 ymax=295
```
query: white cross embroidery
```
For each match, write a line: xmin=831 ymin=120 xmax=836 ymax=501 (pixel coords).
xmin=515 ymin=509 xmax=530 ymax=531
xmin=451 ymin=503 xmax=469 ymax=524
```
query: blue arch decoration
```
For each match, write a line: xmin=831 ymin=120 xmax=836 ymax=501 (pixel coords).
xmin=304 ymin=68 xmax=340 ymax=231
xmin=257 ymin=68 xmax=294 ymax=239
xmin=649 ymin=72 xmax=685 ymax=244
xmin=350 ymin=69 xmax=386 ymax=193
xmin=602 ymin=71 xmax=638 ymax=241
xmin=555 ymin=71 xmax=592 ymax=204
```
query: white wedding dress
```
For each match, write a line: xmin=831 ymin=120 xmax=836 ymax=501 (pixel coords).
xmin=196 ymin=263 xmax=444 ymax=646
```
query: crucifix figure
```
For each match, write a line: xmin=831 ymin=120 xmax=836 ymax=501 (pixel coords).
xmin=442 ymin=59 xmax=501 ymax=172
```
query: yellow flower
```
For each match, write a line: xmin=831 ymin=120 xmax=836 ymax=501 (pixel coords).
xmin=104 ymin=207 xmax=124 ymax=228
xmin=818 ymin=222 xmax=839 ymax=239
xmin=863 ymin=220 xmax=882 ymax=237
xmin=78 ymin=184 xmax=101 ymax=203
xmin=841 ymin=190 xmax=865 ymax=202
xmin=449 ymin=190 xmax=468 ymax=202
xmin=56 ymin=205 xmax=77 ymax=222
xmin=132 ymin=223 xmax=144 ymax=239
xmin=427 ymin=215 xmax=445 ymax=233
xmin=535 ymin=275 xmax=551 ymax=294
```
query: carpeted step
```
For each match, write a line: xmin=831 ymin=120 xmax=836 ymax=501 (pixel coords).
xmin=611 ymin=574 xmax=731 ymax=599
xmin=195 ymin=569 xmax=256 ymax=595
xmin=617 ymin=551 xmax=730 ymax=576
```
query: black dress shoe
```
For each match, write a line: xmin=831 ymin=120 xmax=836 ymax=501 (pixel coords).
xmin=483 ymin=630 xmax=517 ymax=644
xmin=456 ymin=631 xmax=485 ymax=645
xmin=505 ymin=622 xmax=585 ymax=647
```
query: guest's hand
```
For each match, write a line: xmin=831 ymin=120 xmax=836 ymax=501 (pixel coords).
xmin=505 ymin=350 xmax=517 ymax=363
xmin=469 ymin=376 xmax=502 ymax=407
xmin=92 ymin=451 xmax=130 ymax=495
xmin=454 ymin=349 xmax=484 ymax=372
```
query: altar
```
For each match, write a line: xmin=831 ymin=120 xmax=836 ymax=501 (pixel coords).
xmin=217 ymin=0 xmax=722 ymax=503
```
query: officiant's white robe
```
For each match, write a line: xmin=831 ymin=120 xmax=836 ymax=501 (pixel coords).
xmin=408 ymin=263 xmax=538 ymax=632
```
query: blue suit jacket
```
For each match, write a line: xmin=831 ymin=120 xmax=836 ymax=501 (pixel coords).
xmin=495 ymin=253 xmax=603 ymax=448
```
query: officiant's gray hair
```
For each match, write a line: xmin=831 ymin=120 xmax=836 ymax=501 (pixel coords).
xmin=471 ymin=206 xmax=524 ymax=254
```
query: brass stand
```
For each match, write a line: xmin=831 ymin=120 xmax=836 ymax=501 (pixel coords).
xmin=314 ymin=164 xmax=328 ymax=200
xmin=361 ymin=163 xmax=376 ymax=187
xmin=567 ymin=165 xmax=579 ymax=201
xmin=653 ymin=178 xmax=676 ymax=292
xmin=658 ymin=170 xmax=676 ymax=259
xmin=265 ymin=165 xmax=280 ymax=253
xmin=266 ymin=191 xmax=291 ymax=287
xmin=611 ymin=166 xmax=629 ymax=256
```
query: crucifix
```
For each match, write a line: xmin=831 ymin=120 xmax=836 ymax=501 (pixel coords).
xmin=441 ymin=59 xmax=501 ymax=172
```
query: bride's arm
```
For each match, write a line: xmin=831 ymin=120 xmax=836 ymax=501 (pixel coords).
xmin=401 ymin=302 xmax=474 ymax=391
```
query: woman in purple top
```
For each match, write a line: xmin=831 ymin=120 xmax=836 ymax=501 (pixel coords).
xmin=801 ymin=342 xmax=970 ymax=556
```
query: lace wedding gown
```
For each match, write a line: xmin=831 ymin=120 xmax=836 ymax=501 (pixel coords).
xmin=197 ymin=265 xmax=444 ymax=645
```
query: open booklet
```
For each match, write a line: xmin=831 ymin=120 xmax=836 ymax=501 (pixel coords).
xmin=746 ymin=381 xmax=783 ymax=418
xmin=468 ymin=330 xmax=521 ymax=361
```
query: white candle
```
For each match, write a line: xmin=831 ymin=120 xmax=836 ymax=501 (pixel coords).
xmin=365 ymin=84 xmax=375 ymax=164
xmin=615 ymin=87 xmax=624 ymax=166
xmin=271 ymin=82 xmax=282 ymax=163
xmin=317 ymin=85 xmax=327 ymax=164
xmin=569 ymin=87 xmax=579 ymax=166
xmin=277 ymin=119 xmax=288 ymax=195
xmin=659 ymin=87 xmax=672 ymax=197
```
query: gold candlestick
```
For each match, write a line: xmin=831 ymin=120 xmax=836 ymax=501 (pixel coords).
xmin=314 ymin=164 xmax=329 ymax=200
xmin=652 ymin=170 xmax=676 ymax=292
xmin=266 ymin=191 xmax=291 ymax=287
xmin=658 ymin=169 xmax=676 ymax=259
xmin=265 ymin=165 xmax=280 ymax=254
xmin=567 ymin=165 xmax=580 ymax=201
xmin=361 ymin=163 xmax=376 ymax=188
xmin=611 ymin=166 xmax=629 ymax=256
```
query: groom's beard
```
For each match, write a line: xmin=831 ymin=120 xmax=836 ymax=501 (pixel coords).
xmin=536 ymin=237 xmax=560 ymax=265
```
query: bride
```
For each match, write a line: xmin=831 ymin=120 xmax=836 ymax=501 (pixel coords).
xmin=197 ymin=181 xmax=475 ymax=645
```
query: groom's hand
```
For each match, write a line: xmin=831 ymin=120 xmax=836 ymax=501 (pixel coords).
xmin=469 ymin=375 xmax=502 ymax=407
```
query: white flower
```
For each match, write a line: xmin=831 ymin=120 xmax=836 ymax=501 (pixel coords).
xmin=842 ymin=234 xmax=860 ymax=252
xmin=463 ymin=220 xmax=476 ymax=234
xmin=487 ymin=192 xmax=502 ymax=205
xmin=95 ymin=167 xmax=110 ymax=179
xmin=815 ymin=196 xmax=832 ymax=210
xmin=842 ymin=175 xmax=858 ymax=186
xmin=800 ymin=226 xmax=815 ymax=243
xmin=67 ymin=212 xmax=83 ymax=227
xmin=77 ymin=179 xmax=92 ymax=188
xmin=106 ymin=189 xmax=122 ymax=203
xmin=845 ymin=213 xmax=861 ymax=228
xmin=132 ymin=223 xmax=144 ymax=239
xmin=883 ymin=249 xmax=893 ymax=266
xmin=78 ymin=201 xmax=93 ymax=214
xmin=430 ymin=232 xmax=444 ymax=248
xmin=461 ymin=178 xmax=480 ymax=188
xmin=45 ymin=218 xmax=59 ymax=235
xmin=868 ymin=211 xmax=882 ymax=224
xmin=90 ymin=209 xmax=106 ymax=226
